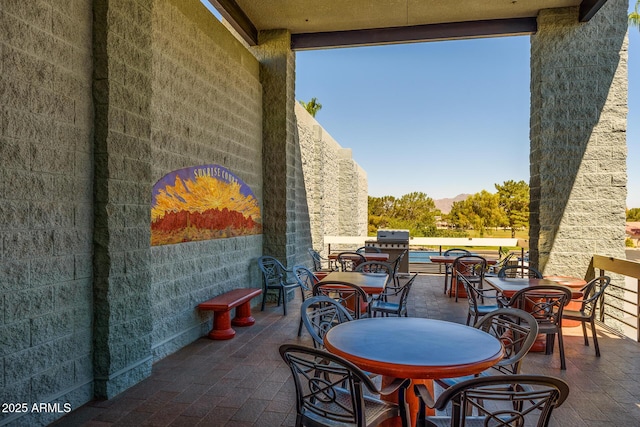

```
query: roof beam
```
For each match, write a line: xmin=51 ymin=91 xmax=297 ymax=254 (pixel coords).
xmin=291 ymin=18 xmax=537 ymax=51
xmin=578 ymin=0 xmax=609 ymax=22
xmin=207 ymin=0 xmax=258 ymax=46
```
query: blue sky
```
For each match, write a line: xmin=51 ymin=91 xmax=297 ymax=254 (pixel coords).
xmin=296 ymin=20 xmax=639 ymax=208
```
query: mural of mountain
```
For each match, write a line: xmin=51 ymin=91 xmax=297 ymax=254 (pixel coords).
xmin=434 ymin=194 xmax=471 ymax=214
xmin=151 ymin=165 xmax=262 ymax=246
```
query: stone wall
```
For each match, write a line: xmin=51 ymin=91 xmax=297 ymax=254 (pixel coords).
xmin=0 ymin=1 xmax=94 ymax=425
xmin=0 ymin=2 xmax=367 ymax=424
xmin=529 ymin=0 xmax=628 ymax=276
xmin=148 ymin=1 xmax=263 ymax=361
xmin=295 ymin=103 xmax=368 ymax=255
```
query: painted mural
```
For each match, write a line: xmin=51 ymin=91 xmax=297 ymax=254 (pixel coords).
xmin=151 ymin=165 xmax=262 ymax=246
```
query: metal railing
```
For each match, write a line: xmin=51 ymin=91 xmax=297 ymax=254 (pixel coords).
xmin=593 ymin=254 xmax=640 ymax=341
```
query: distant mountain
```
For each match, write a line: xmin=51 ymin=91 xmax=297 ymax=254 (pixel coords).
xmin=434 ymin=194 xmax=471 ymax=214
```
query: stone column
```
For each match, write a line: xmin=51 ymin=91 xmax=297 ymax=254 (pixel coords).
xmin=93 ymin=0 xmax=154 ymax=398
xmin=530 ymin=1 xmax=628 ymax=276
xmin=251 ymin=31 xmax=298 ymax=265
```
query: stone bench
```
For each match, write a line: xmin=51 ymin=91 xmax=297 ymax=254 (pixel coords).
xmin=198 ymin=288 xmax=262 ymax=340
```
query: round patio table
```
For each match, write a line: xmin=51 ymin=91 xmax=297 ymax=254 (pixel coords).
xmin=324 ymin=317 xmax=504 ymax=426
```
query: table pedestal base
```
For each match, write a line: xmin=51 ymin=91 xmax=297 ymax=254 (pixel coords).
xmin=381 ymin=377 xmax=434 ymax=427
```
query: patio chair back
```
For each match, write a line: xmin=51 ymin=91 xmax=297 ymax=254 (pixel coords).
xmin=416 ymin=374 xmax=569 ymax=427
xmin=313 ymin=280 xmax=370 ymax=319
xmin=300 ymin=295 xmax=353 ymax=348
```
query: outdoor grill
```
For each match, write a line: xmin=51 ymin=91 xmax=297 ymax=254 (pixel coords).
xmin=366 ymin=229 xmax=410 ymax=273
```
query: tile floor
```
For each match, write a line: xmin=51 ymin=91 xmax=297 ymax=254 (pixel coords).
xmin=52 ymin=274 xmax=640 ymax=426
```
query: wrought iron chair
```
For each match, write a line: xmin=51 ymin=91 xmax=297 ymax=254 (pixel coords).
xmin=257 ymin=255 xmax=300 ymax=315
xmin=389 ymin=249 xmax=409 ymax=287
xmin=355 ymin=260 xmax=394 ymax=299
xmin=436 ymin=307 xmax=539 ymax=389
xmin=300 ymin=295 xmax=353 ymax=348
xmin=370 ymin=273 xmax=418 ymax=317
xmin=485 ymin=252 xmax=515 ymax=276
xmin=497 ymin=264 xmax=543 ymax=278
xmin=356 ymin=245 xmax=382 ymax=253
xmin=457 ymin=272 xmax=501 ymax=326
xmin=451 ymin=255 xmax=487 ymax=302
xmin=562 ymin=275 xmax=611 ymax=357
xmin=415 ymin=374 xmax=569 ymax=427
xmin=308 ymin=248 xmax=335 ymax=272
xmin=443 ymin=248 xmax=471 ymax=295
xmin=279 ymin=344 xmax=410 ymax=427
xmin=336 ymin=251 xmax=367 ymax=271
xmin=505 ymin=284 xmax=572 ymax=370
xmin=313 ymin=280 xmax=371 ymax=319
xmin=293 ymin=266 xmax=320 ymax=336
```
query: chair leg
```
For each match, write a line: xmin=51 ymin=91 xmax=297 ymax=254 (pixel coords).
xmin=581 ymin=321 xmax=589 ymax=346
xmin=282 ymin=289 xmax=287 ymax=316
xmin=557 ymin=331 xmax=566 ymax=370
xmin=591 ymin=319 xmax=601 ymax=357
xmin=297 ymin=318 xmax=303 ymax=336
xmin=261 ymin=291 xmax=267 ymax=311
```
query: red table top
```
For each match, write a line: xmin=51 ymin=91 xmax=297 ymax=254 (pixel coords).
xmin=484 ymin=277 xmax=582 ymax=298
xmin=324 ymin=317 xmax=504 ymax=379
xmin=319 ymin=271 xmax=388 ymax=294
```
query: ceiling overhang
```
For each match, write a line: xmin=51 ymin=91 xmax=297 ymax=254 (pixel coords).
xmin=208 ymin=0 xmax=610 ymax=49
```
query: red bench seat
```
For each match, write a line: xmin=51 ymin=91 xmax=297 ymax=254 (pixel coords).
xmin=198 ymin=288 xmax=262 ymax=340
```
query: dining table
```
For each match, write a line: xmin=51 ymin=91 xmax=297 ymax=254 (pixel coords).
xmin=323 ymin=317 xmax=504 ymax=426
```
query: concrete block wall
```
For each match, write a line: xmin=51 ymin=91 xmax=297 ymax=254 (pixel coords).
xmin=149 ymin=1 xmax=263 ymax=361
xmin=295 ymin=103 xmax=368 ymax=255
xmin=0 ymin=1 xmax=95 ymax=425
xmin=529 ymin=0 xmax=628 ymax=276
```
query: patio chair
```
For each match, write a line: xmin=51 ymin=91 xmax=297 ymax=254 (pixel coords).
xmin=257 ymin=255 xmax=300 ymax=316
xmin=457 ymin=272 xmax=501 ymax=326
xmin=300 ymin=295 xmax=353 ymax=348
xmin=436 ymin=307 xmax=539 ymax=389
xmin=443 ymin=248 xmax=471 ymax=295
xmin=415 ymin=374 xmax=569 ymax=427
xmin=355 ymin=260 xmax=394 ymax=298
xmin=370 ymin=273 xmax=418 ymax=317
xmin=313 ymin=280 xmax=371 ymax=319
xmin=336 ymin=251 xmax=367 ymax=271
xmin=279 ymin=344 xmax=410 ymax=427
xmin=562 ymin=275 xmax=611 ymax=357
xmin=505 ymin=284 xmax=572 ymax=370
xmin=308 ymin=248 xmax=335 ymax=272
xmin=485 ymin=252 xmax=515 ymax=276
xmin=451 ymin=255 xmax=487 ymax=302
xmin=497 ymin=264 xmax=543 ymax=278
xmin=293 ymin=266 xmax=320 ymax=336
xmin=389 ymin=249 xmax=409 ymax=286
xmin=356 ymin=245 xmax=382 ymax=253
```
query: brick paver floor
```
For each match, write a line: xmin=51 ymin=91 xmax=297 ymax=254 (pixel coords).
xmin=52 ymin=274 xmax=640 ymax=426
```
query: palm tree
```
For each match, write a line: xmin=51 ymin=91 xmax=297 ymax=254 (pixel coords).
xmin=631 ymin=0 xmax=640 ymax=30
xmin=299 ymin=98 xmax=322 ymax=117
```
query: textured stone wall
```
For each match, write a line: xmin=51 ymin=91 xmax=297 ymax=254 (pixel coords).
xmin=296 ymin=103 xmax=368 ymax=255
xmin=0 ymin=1 xmax=94 ymax=425
xmin=530 ymin=1 xmax=628 ymax=276
xmin=149 ymin=0 xmax=263 ymax=360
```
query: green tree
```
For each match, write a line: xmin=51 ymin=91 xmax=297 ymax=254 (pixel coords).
xmin=448 ymin=191 xmax=505 ymax=237
xmin=630 ymin=0 xmax=640 ymax=30
xmin=367 ymin=192 xmax=440 ymax=237
xmin=299 ymin=97 xmax=322 ymax=117
xmin=495 ymin=180 xmax=530 ymax=238
xmin=627 ymin=208 xmax=640 ymax=222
